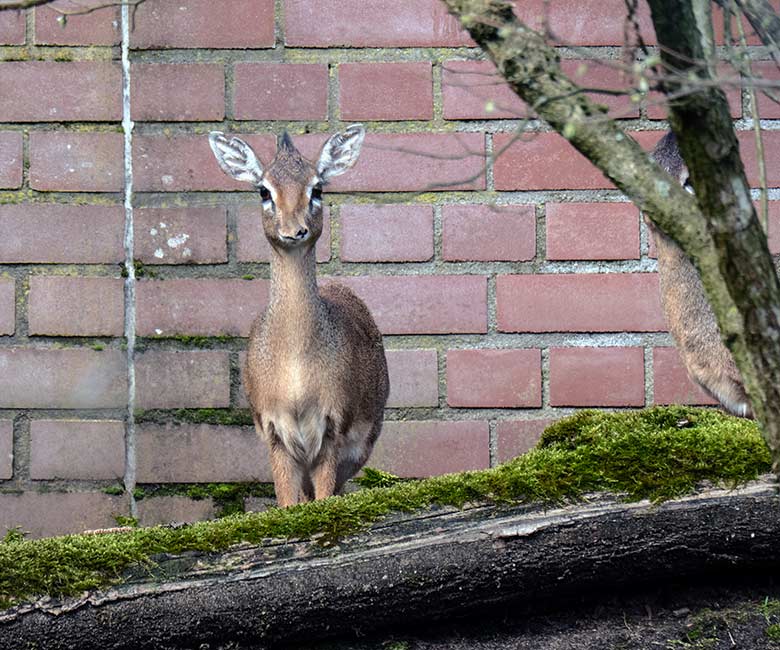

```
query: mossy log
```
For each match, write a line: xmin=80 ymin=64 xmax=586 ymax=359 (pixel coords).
xmin=1 ymin=477 xmax=779 ymax=649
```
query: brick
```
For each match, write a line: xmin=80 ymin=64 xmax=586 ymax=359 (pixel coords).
xmin=549 ymin=347 xmax=645 ymax=407
xmin=237 ymin=204 xmax=331 ymax=263
xmin=0 ymin=277 xmax=13 ymax=336
xmin=30 ymin=132 xmax=123 ymax=192
xmin=653 ymin=346 xmax=719 ymax=407
xmin=366 ymin=420 xmax=489 ymax=478
xmin=234 ymin=63 xmax=327 ymax=121
xmin=766 ymin=202 xmax=780 ymax=254
xmin=135 ymin=350 xmax=230 ymax=409
xmin=136 ymin=278 xmax=268 ymax=337
xmin=339 ymin=62 xmax=433 ymax=121
xmin=496 ymin=419 xmax=555 ymax=463
xmin=494 ymin=131 xmax=662 ymax=191
xmin=442 ymin=204 xmax=536 ymax=262
xmin=340 ymin=204 xmax=433 ymax=262
xmin=135 ymin=207 xmax=227 ymax=264
xmin=136 ymin=424 xmax=270 ymax=483
xmin=514 ymin=0 xmax=657 ymax=46
xmin=446 ymin=348 xmax=541 ymax=408
xmin=0 ymin=348 xmax=126 ymax=409
xmin=28 ymin=276 xmax=124 ymax=337
xmin=0 ymin=204 xmax=124 ymax=263
xmin=284 ymin=0 xmax=471 ymax=47
xmin=738 ymin=130 xmax=780 ymax=188
xmin=0 ymin=10 xmax=24 ymax=45
xmin=386 ymin=349 xmax=438 ymax=408
xmin=442 ymin=59 xmax=637 ymax=120
xmin=0 ymin=420 xmax=11 ymax=480
xmin=546 ymin=202 xmax=640 ymax=260
xmin=137 ymin=496 xmax=216 ymax=528
xmin=132 ymin=63 xmax=224 ymax=122
xmin=497 ymin=273 xmax=666 ymax=333
xmin=0 ymin=62 xmax=121 ymax=122
xmin=753 ymin=62 xmax=780 ymax=119
xmin=133 ymin=133 xmax=275 ymax=192
xmin=131 ymin=0 xmax=275 ymax=49
xmin=29 ymin=419 xmax=125 ymax=480
xmin=340 ymin=275 xmax=487 ymax=335
xmin=35 ymin=0 xmax=120 ymax=45
xmin=0 ymin=492 xmax=127 ymax=539
xmin=0 ymin=132 xmax=22 ymax=189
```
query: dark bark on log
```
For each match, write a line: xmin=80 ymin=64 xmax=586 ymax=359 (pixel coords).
xmin=1 ymin=478 xmax=779 ymax=649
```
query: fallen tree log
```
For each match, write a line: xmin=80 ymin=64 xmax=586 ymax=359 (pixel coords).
xmin=1 ymin=477 xmax=779 ymax=649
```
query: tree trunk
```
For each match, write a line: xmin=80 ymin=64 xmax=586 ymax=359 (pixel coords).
xmin=439 ymin=0 xmax=780 ymax=472
xmin=1 ymin=479 xmax=779 ymax=649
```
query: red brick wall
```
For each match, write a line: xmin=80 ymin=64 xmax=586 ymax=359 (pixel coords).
xmin=0 ymin=0 xmax=775 ymax=537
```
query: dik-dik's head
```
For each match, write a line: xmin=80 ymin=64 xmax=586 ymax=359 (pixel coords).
xmin=209 ymin=125 xmax=365 ymax=251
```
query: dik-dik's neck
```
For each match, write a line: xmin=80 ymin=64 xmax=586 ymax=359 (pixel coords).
xmin=267 ymin=245 xmax=323 ymax=327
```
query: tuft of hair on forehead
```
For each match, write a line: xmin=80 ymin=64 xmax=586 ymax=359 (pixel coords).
xmin=268 ymin=130 xmax=314 ymax=182
xmin=277 ymin=130 xmax=295 ymax=152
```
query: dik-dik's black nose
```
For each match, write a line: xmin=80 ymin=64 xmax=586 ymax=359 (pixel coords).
xmin=295 ymin=227 xmax=309 ymax=240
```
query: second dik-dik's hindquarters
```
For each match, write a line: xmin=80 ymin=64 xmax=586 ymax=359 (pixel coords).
xmin=649 ymin=131 xmax=751 ymax=418
xmin=208 ymin=125 xmax=389 ymax=507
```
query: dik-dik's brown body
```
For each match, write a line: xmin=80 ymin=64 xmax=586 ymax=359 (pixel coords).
xmin=209 ymin=126 xmax=389 ymax=506
xmin=650 ymin=131 xmax=751 ymax=417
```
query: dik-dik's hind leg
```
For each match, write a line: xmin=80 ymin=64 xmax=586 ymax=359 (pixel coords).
xmin=310 ymin=420 xmax=338 ymax=500
xmin=334 ymin=420 xmax=381 ymax=494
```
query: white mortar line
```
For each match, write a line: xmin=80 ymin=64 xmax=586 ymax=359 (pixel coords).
xmin=121 ymin=4 xmax=137 ymax=519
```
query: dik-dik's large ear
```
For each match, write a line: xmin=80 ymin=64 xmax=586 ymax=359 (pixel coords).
xmin=316 ymin=124 xmax=365 ymax=183
xmin=208 ymin=132 xmax=264 ymax=186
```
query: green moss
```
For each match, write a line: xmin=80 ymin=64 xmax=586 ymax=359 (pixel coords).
xmin=114 ymin=516 xmax=138 ymax=528
xmin=768 ymin=625 xmax=780 ymax=642
xmin=0 ymin=407 xmax=770 ymax=607
xmin=139 ymin=335 xmax=237 ymax=349
xmin=91 ymin=344 xmax=105 ymax=352
xmin=102 ymin=485 xmax=124 ymax=496
xmin=135 ymin=482 xmax=276 ymax=517
xmin=135 ymin=408 xmax=254 ymax=427
xmin=354 ymin=467 xmax=404 ymax=489
xmin=242 ymin=274 xmax=255 ymax=280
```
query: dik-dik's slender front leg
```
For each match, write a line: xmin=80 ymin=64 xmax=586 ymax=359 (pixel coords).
xmin=264 ymin=421 xmax=307 ymax=507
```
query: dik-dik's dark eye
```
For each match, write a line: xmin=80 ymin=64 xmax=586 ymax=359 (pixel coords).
xmin=259 ymin=185 xmax=271 ymax=202
xmin=311 ymin=184 xmax=322 ymax=201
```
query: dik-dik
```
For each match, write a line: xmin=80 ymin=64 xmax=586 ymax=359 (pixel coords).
xmin=209 ymin=125 xmax=389 ymax=506
xmin=649 ymin=131 xmax=751 ymax=417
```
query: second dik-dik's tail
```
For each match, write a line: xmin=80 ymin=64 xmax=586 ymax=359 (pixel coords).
xmin=649 ymin=131 xmax=752 ymax=417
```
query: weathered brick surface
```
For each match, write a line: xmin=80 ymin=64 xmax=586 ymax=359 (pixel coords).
xmin=546 ymin=202 xmax=641 ymax=260
xmin=237 ymin=204 xmax=331 ymax=263
xmin=339 ymin=275 xmax=488 ymax=335
xmin=0 ymin=348 xmax=127 ymax=409
xmin=653 ymin=347 xmax=719 ymax=406
xmin=35 ymin=1 xmax=120 ymax=45
xmin=340 ymin=204 xmax=434 ymax=262
xmin=135 ymin=207 xmax=228 ymax=264
xmin=495 ymin=419 xmax=556 ymax=463
xmin=30 ymin=132 xmax=124 ymax=192
xmin=366 ymin=420 xmax=490 ymax=477
xmin=442 ymin=204 xmax=536 ymax=262
xmin=497 ymin=273 xmax=666 ymax=332
xmin=0 ymin=62 xmax=121 ymax=122
xmin=130 ymin=0 xmax=275 ymax=49
xmin=234 ymin=63 xmax=328 ymax=121
xmin=738 ymin=130 xmax=780 ymax=187
xmin=549 ymin=347 xmax=645 ymax=407
xmin=29 ymin=419 xmax=125 ymax=480
xmin=754 ymin=62 xmax=780 ymax=119
xmin=0 ymin=205 xmax=124 ymax=263
xmin=0 ymin=277 xmax=14 ymax=336
xmin=446 ymin=348 xmax=542 ymax=408
xmin=284 ymin=0 xmax=471 ymax=47
xmin=136 ymin=279 xmax=269 ymax=337
xmin=339 ymin=62 xmax=433 ymax=121
xmin=386 ymin=349 xmax=439 ymax=408
xmin=136 ymin=424 xmax=270 ymax=483
xmin=0 ymin=10 xmax=24 ymax=45
xmin=137 ymin=496 xmax=217 ymax=528
xmin=0 ymin=420 xmax=12 ymax=480
xmin=766 ymin=202 xmax=780 ymax=254
xmin=28 ymin=276 xmax=125 ymax=337
xmin=0 ymin=132 xmax=22 ymax=189
xmin=135 ymin=351 xmax=230 ymax=409
xmin=132 ymin=64 xmax=225 ymax=122
xmin=494 ymin=131 xmax=662 ymax=191
xmin=0 ymin=492 xmax=127 ymax=539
